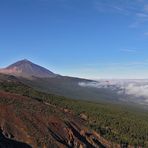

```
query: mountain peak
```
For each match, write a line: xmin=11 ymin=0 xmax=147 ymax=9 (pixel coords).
xmin=20 ymin=59 xmax=31 ymax=63
xmin=7 ymin=59 xmax=33 ymax=69
xmin=0 ymin=59 xmax=57 ymax=78
xmin=22 ymin=59 xmax=29 ymax=61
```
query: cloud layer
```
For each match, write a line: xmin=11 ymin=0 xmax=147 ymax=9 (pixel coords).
xmin=79 ymin=80 xmax=148 ymax=105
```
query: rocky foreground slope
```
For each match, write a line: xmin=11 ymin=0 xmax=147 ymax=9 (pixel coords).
xmin=0 ymin=90 xmax=120 ymax=148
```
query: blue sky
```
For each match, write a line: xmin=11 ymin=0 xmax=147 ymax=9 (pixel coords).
xmin=1 ymin=0 xmax=148 ymax=79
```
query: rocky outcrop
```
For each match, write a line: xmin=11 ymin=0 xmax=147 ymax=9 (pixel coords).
xmin=0 ymin=128 xmax=31 ymax=148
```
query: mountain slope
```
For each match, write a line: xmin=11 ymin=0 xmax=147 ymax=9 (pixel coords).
xmin=0 ymin=75 xmax=118 ymax=148
xmin=0 ymin=60 xmax=120 ymax=102
xmin=0 ymin=73 xmax=148 ymax=147
xmin=0 ymin=59 xmax=57 ymax=78
xmin=21 ymin=76 xmax=119 ymax=102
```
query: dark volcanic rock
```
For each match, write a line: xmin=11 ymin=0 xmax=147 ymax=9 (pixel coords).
xmin=0 ymin=128 xmax=32 ymax=148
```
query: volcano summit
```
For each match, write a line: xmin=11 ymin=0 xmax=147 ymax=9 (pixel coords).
xmin=0 ymin=59 xmax=57 ymax=78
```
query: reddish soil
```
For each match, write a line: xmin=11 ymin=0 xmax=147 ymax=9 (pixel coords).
xmin=0 ymin=91 xmax=120 ymax=148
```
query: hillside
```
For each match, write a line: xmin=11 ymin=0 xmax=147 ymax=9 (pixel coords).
xmin=1 ymin=91 xmax=110 ymax=147
xmin=0 ymin=74 xmax=148 ymax=147
xmin=0 ymin=60 xmax=121 ymax=102
xmin=20 ymin=76 xmax=120 ymax=102
xmin=0 ymin=74 xmax=117 ymax=148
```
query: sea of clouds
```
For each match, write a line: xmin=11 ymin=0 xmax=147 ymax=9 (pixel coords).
xmin=79 ymin=80 xmax=148 ymax=105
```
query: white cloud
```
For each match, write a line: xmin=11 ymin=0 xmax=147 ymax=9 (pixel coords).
xmin=94 ymin=0 xmax=148 ymax=28
xmin=136 ymin=13 xmax=148 ymax=18
xmin=120 ymin=49 xmax=137 ymax=53
xmin=124 ymin=83 xmax=148 ymax=97
xmin=79 ymin=80 xmax=148 ymax=105
xmin=79 ymin=81 xmax=107 ymax=88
